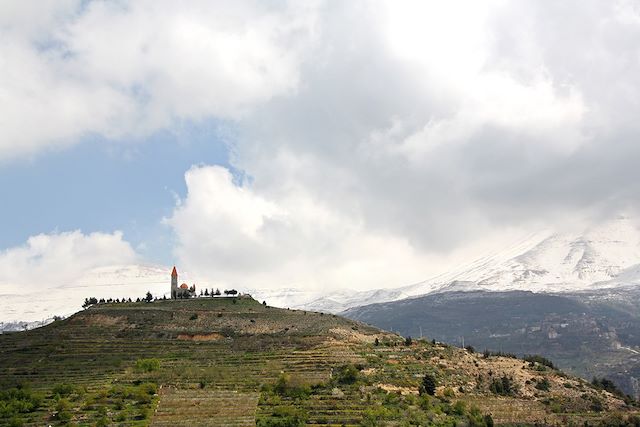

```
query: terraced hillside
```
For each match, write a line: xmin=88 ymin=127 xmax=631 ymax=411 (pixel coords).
xmin=0 ymin=297 xmax=638 ymax=426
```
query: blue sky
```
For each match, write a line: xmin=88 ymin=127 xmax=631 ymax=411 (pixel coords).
xmin=0 ymin=120 xmax=231 ymax=264
xmin=1 ymin=1 xmax=640 ymax=297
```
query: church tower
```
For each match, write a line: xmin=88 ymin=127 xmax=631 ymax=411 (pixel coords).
xmin=171 ymin=266 xmax=178 ymax=299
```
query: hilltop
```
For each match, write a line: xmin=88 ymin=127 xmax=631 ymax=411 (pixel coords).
xmin=0 ymin=297 xmax=638 ymax=426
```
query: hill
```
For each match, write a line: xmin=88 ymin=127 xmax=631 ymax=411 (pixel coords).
xmin=1 ymin=297 xmax=638 ymax=426
xmin=343 ymin=288 xmax=640 ymax=400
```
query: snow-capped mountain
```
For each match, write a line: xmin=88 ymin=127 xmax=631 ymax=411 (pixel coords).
xmin=0 ymin=264 xmax=171 ymax=323
xmin=262 ymin=215 xmax=640 ymax=313
xmin=399 ymin=215 xmax=640 ymax=297
xmin=3 ymin=216 xmax=640 ymax=324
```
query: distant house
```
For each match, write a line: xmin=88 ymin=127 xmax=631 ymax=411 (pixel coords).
xmin=170 ymin=266 xmax=196 ymax=299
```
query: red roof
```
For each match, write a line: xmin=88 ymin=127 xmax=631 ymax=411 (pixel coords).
xmin=180 ymin=283 xmax=189 ymax=289
xmin=171 ymin=266 xmax=178 ymax=277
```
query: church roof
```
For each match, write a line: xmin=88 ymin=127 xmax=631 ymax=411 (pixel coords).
xmin=180 ymin=283 xmax=189 ymax=289
xmin=171 ymin=266 xmax=178 ymax=277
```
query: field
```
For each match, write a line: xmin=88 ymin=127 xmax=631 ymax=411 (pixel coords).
xmin=0 ymin=297 xmax=638 ymax=426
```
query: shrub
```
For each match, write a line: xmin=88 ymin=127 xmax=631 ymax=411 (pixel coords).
xmin=7 ymin=416 xmax=24 ymax=427
xmin=256 ymin=406 xmax=307 ymax=427
xmin=334 ymin=364 xmax=359 ymax=385
xmin=535 ymin=378 xmax=550 ymax=391
xmin=270 ymin=374 xmax=310 ymax=399
xmin=524 ymin=354 xmax=555 ymax=369
xmin=0 ymin=388 xmax=42 ymax=418
xmin=420 ymin=373 xmax=437 ymax=396
xmin=452 ymin=400 xmax=466 ymax=415
xmin=591 ymin=377 xmax=625 ymax=397
xmin=56 ymin=410 xmax=72 ymax=422
xmin=135 ymin=358 xmax=160 ymax=372
xmin=361 ymin=406 xmax=395 ymax=426
xmin=52 ymin=383 xmax=76 ymax=398
xmin=490 ymin=376 xmax=515 ymax=396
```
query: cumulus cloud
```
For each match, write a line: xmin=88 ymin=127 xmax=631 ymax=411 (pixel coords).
xmin=4 ymin=1 xmax=640 ymax=290
xmin=0 ymin=0 xmax=317 ymax=160
xmin=166 ymin=165 xmax=527 ymax=290
xmin=0 ymin=230 xmax=137 ymax=292
xmin=164 ymin=1 xmax=640 ymax=290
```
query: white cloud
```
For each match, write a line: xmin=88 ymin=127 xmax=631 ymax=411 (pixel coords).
xmin=166 ymin=165 xmax=529 ymax=291
xmin=0 ymin=230 xmax=137 ymax=292
xmin=4 ymin=1 xmax=640 ymax=292
xmin=162 ymin=1 xmax=640 ymax=291
xmin=0 ymin=0 xmax=317 ymax=160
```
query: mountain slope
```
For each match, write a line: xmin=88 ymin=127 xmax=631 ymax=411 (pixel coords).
xmin=3 ymin=216 xmax=640 ymax=325
xmin=399 ymin=215 xmax=640 ymax=296
xmin=254 ymin=216 xmax=640 ymax=313
xmin=343 ymin=287 xmax=640 ymax=399
xmin=1 ymin=297 xmax=637 ymax=426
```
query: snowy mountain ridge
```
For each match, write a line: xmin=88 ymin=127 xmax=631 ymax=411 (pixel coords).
xmin=254 ymin=216 xmax=640 ymax=312
xmin=3 ymin=215 xmax=640 ymax=326
xmin=401 ymin=215 xmax=640 ymax=297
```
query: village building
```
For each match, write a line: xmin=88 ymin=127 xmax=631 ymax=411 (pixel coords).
xmin=170 ymin=266 xmax=196 ymax=299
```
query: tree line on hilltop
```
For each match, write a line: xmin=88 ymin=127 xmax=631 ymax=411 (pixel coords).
xmin=82 ymin=288 xmax=240 ymax=308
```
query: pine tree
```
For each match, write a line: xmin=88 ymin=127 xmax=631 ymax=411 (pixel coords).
xmin=420 ymin=373 xmax=437 ymax=396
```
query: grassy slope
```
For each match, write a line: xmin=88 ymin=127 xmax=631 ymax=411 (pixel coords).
xmin=0 ymin=297 xmax=638 ymax=426
xmin=343 ymin=290 xmax=640 ymax=398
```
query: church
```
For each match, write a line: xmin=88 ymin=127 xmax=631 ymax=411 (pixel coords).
xmin=170 ymin=266 xmax=196 ymax=299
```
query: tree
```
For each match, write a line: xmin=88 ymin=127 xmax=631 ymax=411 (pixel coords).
xmin=205 ymin=289 xmax=209 ymax=296
xmin=420 ymin=373 xmax=437 ymax=396
xmin=490 ymin=375 xmax=514 ymax=396
xmin=404 ymin=336 xmax=412 ymax=346
xmin=374 ymin=338 xmax=380 ymax=346
xmin=535 ymin=378 xmax=550 ymax=391
xmin=335 ymin=364 xmax=359 ymax=384
xmin=215 ymin=288 xmax=221 ymax=296
xmin=145 ymin=291 xmax=153 ymax=302
xmin=82 ymin=297 xmax=98 ymax=308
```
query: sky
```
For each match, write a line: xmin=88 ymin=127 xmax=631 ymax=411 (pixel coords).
xmin=2 ymin=0 xmax=640 ymax=295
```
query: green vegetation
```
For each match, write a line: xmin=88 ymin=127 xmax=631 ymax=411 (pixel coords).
xmin=489 ymin=375 xmax=516 ymax=396
xmin=345 ymin=288 xmax=640 ymax=399
xmin=420 ymin=373 xmax=437 ymax=396
xmin=0 ymin=387 xmax=42 ymax=426
xmin=0 ymin=296 xmax=637 ymax=426
xmin=135 ymin=358 xmax=161 ymax=372
xmin=535 ymin=377 xmax=551 ymax=391
xmin=524 ymin=354 xmax=555 ymax=369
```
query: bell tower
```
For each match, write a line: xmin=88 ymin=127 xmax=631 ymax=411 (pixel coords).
xmin=171 ymin=266 xmax=178 ymax=299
